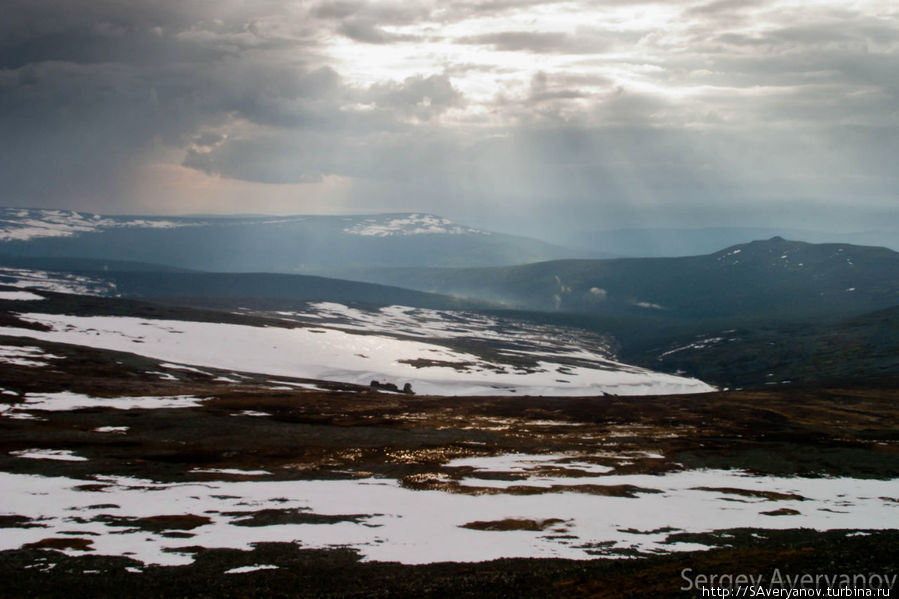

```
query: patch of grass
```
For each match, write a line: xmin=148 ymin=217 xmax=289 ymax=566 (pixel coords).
xmin=461 ymin=518 xmax=566 ymax=531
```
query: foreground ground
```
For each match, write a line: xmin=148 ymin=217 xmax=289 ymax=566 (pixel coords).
xmin=1 ymin=300 xmax=898 ymax=596
xmin=1 ymin=529 xmax=897 ymax=598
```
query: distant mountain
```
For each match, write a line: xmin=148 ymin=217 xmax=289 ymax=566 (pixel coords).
xmin=348 ymin=238 xmax=899 ymax=322
xmin=100 ymin=271 xmax=493 ymax=311
xmin=0 ymin=260 xmax=492 ymax=312
xmin=567 ymin=227 xmax=899 ymax=257
xmin=0 ymin=254 xmax=194 ymax=273
xmin=0 ymin=208 xmax=589 ymax=271
xmin=4 ymin=232 xmax=897 ymax=390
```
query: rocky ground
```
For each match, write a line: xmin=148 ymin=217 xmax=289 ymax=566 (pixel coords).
xmin=1 ymin=325 xmax=898 ymax=597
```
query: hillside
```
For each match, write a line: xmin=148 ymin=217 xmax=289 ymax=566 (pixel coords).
xmin=630 ymin=304 xmax=899 ymax=389
xmin=567 ymin=227 xmax=899 ymax=258
xmin=0 ymin=262 xmax=492 ymax=312
xmin=350 ymin=238 xmax=899 ymax=322
xmin=3 ymin=236 xmax=899 ymax=390
xmin=0 ymin=254 xmax=194 ymax=273
xmin=0 ymin=285 xmax=711 ymax=397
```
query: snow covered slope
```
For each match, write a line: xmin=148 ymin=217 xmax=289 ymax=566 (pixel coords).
xmin=0 ymin=309 xmax=712 ymax=396
xmin=0 ymin=208 xmax=199 ymax=242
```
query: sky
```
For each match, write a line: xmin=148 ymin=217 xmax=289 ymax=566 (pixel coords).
xmin=1 ymin=0 xmax=897 ymax=240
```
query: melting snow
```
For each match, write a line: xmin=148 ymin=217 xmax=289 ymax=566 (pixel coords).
xmin=0 ymin=468 xmax=894 ymax=565
xmin=0 ymin=208 xmax=200 ymax=242
xmin=634 ymin=301 xmax=664 ymax=310
xmin=0 ymin=291 xmax=44 ymax=301
xmin=9 ymin=449 xmax=88 ymax=462
xmin=94 ymin=426 xmax=129 ymax=434
xmin=286 ymin=302 xmax=619 ymax=366
xmin=225 ymin=564 xmax=280 ymax=574
xmin=191 ymin=468 xmax=272 ymax=476
xmin=659 ymin=336 xmax=725 ymax=358
xmin=447 ymin=453 xmax=615 ymax=475
xmin=231 ymin=410 xmax=271 ymax=417
xmin=0 ymin=313 xmax=714 ymax=396
xmin=159 ymin=363 xmax=211 ymax=375
xmin=343 ymin=214 xmax=486 ymax=237
xmin=7 ymin=391 xmax=206 ymax=413
xmin=0 ymin=345 xmax=64 ymax=368
xmin=0 ymin=409 xmax=44 ymax=421
xmin=0 ymin=267 xmax=117 ymax=296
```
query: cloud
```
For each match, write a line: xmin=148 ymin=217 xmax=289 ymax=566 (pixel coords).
xmin=0 ymin=0 xmax=896 ymax=238
xmin=337 ymin=19 xmax=412 ymax=44
xmin=366 ymin=74 xmax=463 ymax=118
xmin=311 ymin=1 xmax=364 ymax=20
xmin=457 ymin=28 xmax=632 ymax=54
xmin=461 ymin=31 xmax=578 ymax=52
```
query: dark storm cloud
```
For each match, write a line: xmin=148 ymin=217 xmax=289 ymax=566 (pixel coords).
xmin=316 ymin=2 xmax=433 ymax=44
xmin=0 ymin=58 xmax=209 ymax=206
xmin=0 ymin=0 xmax=334 ymax=208
xmin=337 ymin=19 xmax=406 ymax=44
xmin=0 ymin=0 xmax=471 ymax=201
xmin=367 ymin=74 xmax=463 ymax=117
xmin=457 ymin=29 xmax=630 ymax=54
xmin=183 ymin=121 xmax=467 ymax=188
xmin=461 ymin=31 xmax=577 ymax=52
xmin=312 ymin=1 xmax=432 ymax=27
xmin=183 ymin=133 xmax=334 ymax=185
xmin=311 ymin=1 xmax=365 ymax=20
xmin=0 ymin=0 xmax=897 ymax=236
xmin=179 ymin=68 xmax=464 ymax=184
xmin=685 ymin=0 xmax=770 ymax=17
xmin=0 ymin=52 xmax=330 ymax=204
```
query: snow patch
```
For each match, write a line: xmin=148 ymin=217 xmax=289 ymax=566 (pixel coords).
xmin=231 ymin=410 xmax=271 ymax=417
xmin=160 ymin=363 xmax=211 ymax=375
xmin=0 ymin=345 xmax=64 ymax=368
xmin=94 ymin=426 xmax=129 ymax=434
xmin=634 ymin=301 xmax=664 ymax=310
xmin=225 ymin=564 xmax=280 ymax=574
xmin=0 ymin=208 xmax=202 ymax=242
xmin=10 ymin=449 xmax=87 ymax=462
xmin=0 ymin=291 xmax=44 ymax=301
xmin=0 ymin=267 xmax=117 ymax=296
xmin=343 ymin=214 xmax=486 ymax=237
xmin=0 ymin=469 xmax=894 ymax=566
xmin=191 ymin=468 xmax=272 ymax=476
xmin=9 ymin=391 xmax=206 ymax=413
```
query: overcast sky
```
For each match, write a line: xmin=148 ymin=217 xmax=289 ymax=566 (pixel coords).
xmin=1 ymin=0 xmax=897 ymax=239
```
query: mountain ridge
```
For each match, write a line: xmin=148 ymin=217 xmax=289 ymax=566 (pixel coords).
xmin=564 ymin=227 xmax=899 ymax=257
xmin=0 ymin=207 xmax=593 ymax=271
xmin=341 ymin=237 xmax=899 ymax=322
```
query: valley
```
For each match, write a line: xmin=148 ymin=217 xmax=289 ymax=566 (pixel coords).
xmin=1 ymin=210 xmax=897 ymax=597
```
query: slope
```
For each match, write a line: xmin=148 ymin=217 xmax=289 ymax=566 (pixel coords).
xmin=630 ymin=304 xmax=899 ymax=389
xmin=350 ymin=238 xmax=899 ymax=322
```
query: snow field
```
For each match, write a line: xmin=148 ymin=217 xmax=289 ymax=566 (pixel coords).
xmin=0 ymin=467 xmax=895 ymax=566
xmin=0 ymin=313 xmax=714 ymax=396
